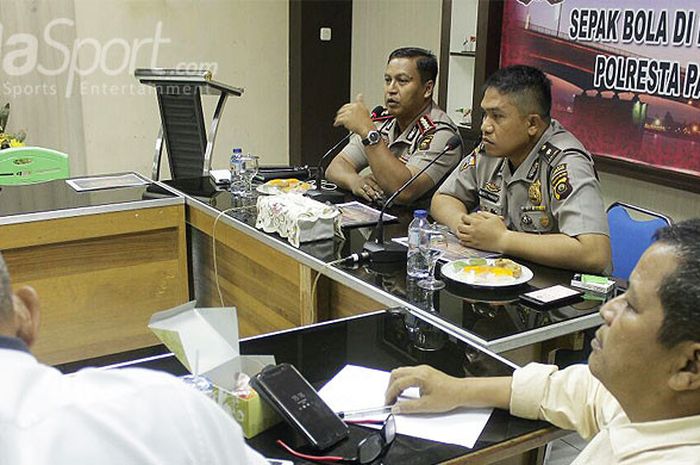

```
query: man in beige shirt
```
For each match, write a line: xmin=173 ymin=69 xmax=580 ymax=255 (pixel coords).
xmin=386 ymin=219 xmax=700 ymax=464
xmin=326 ymin=47 xmax=462 ymax=205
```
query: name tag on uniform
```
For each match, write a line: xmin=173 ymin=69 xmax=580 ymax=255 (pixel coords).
xmin=478 ymin=188 xmax=499 ymax=203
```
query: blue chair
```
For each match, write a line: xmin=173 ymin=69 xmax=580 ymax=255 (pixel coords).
xmin=606 ymin=202 xmax=672 ymax=280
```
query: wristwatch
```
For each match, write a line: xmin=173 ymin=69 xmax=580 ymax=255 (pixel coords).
xmin=361 ymin=130 xmax=381 ymax=146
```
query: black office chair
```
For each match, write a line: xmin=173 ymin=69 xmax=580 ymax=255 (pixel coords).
xmin=135 ymin=69 xmax=244 ymax=180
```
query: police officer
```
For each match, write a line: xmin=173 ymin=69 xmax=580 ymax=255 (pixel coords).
xmin=432 ymin=65 xmax=610 ymax=273
xmin=326 ymin=47 xmax=462 ymax=205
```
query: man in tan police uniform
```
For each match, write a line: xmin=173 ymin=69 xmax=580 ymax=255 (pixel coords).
xmin=432 ymin=65 xmax=610 ymax=272
xmin=326 ymin=47 xmax=462 ymax=205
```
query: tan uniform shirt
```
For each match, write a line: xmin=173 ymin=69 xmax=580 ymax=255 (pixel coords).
xmin=437 ymin=120 xmax=608 ymax=237
xmin=511 ymin=363 xmax=700 ymax=464
xmin=342 ymin=101 xmax=463 ymax=192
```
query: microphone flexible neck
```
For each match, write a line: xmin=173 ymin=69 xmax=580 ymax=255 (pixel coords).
xmin=373 ymin=137 xmax=461 ymax=245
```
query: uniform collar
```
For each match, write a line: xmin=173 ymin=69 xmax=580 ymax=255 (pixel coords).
xmin=609 ymin=413 xmax=700 ymax=461
xmin=392 ymin=100 xmax=436 ymax=145
xmin=505 ymin=120 xmax=558 ymax=184
xmin=0 ymin=334 xmax=30 ymax=353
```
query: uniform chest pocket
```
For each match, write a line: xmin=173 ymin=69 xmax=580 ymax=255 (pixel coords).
xmin=519 ymin=210 xmax=554 ymax=233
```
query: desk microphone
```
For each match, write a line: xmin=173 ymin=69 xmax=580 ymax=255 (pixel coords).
xmin=363 ymin=133 xmax=462 ymax=262
xmin=306 ymin=106 xmax=390 ymax=203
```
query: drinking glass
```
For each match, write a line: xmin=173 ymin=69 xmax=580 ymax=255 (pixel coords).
xmin=418 ymin=224 xmax=449 ymax=290
xmin=236 ymin=154 xmax=259 ymax=197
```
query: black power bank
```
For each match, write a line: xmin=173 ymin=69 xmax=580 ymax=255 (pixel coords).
xmin=250 ymin=363 xmax=349 ymax=450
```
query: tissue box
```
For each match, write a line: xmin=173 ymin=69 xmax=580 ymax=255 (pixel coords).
xmin=148 ymin=302 xmax=278 ymax=438
xmin=213 ymin=385 xmax=280 ymax=439
xmin=256 ymin=193 xmax=342 ymax=247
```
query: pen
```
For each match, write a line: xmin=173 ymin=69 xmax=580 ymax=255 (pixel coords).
xmin=337 ymin=405 xmax=393 ymax=419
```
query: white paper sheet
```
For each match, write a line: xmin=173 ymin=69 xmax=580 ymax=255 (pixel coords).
xmin=319 ymin=364 xmax=493 ymax=449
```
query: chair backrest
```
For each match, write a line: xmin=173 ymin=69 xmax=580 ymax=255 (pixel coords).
xmin=606 ymin=202 xmax=672 ymax=280
xmin=0 ymin=146 xmax=70 ymax=185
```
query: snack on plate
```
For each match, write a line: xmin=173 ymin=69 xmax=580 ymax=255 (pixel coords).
xmin=493 ymin=258 xmax=522 ymax=278
xmin=455 ymin=258 xmax=523 ymax=284
xmin=264 ymin=178 xmax=311 ymax=193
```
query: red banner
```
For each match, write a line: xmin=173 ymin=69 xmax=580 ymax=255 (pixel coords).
xmin=501 ymin=0 xmax=700 ymax=177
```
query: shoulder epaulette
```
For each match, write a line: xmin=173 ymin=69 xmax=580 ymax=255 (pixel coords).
xmin=417 ymin=114 xmax=436 ymax=135
xmin=538 ymin=141 xmax=562 ymax=165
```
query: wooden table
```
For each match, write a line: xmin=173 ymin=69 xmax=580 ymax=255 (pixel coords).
xmin=0 ymin=176 xmax=189 ymax=364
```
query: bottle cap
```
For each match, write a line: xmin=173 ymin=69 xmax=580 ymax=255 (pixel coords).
xmin=413 ymin=209 xmax=428 ymax=218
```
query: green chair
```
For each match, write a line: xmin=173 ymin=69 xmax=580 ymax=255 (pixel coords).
xmin=0 ymin=146 xmax=70 ymax=185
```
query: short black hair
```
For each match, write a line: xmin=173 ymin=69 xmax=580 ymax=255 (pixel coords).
xmin=388 ymin=47 xmax=438 ymax=85
xmin=483 ymin=65 xmax=552 ymax=119
xmin=653 ymin=219 xmax=700 ymax=348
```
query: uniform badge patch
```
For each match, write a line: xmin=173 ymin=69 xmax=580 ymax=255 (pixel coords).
xmin=460 ymin=154 xmax=476 ymax=171
xmin=528 ymin=179 xmax=542 ymax=205
xmin=418 ymin=134 xmax=434 ymax=151
xmin=551 ymin=163 xmax=572 ymax=201
xmin=484 ymin=181 xmax=501 ymax=194
xmin=539 ymin=216 xmax=550 ymax=228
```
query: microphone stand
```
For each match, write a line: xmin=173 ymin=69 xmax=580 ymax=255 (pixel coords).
xmin=305 ymin=133 xmax=352 ymax=203
xmin=363 ymin=135 xmax=462 ymax=262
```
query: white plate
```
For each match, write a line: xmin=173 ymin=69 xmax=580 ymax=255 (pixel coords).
xmin=256 ymin=182 xmax=313 ymax=195
xmin=441 ymin=258 xmax=533 ymax=287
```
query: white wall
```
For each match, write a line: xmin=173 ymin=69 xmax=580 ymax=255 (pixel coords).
xmin=1 ymin=0 xmax=288 ymax=178
xmin=350 ymin=0 xmax=443 ymax=109
xmin=73 ymin=0 xmax=288 ymax=176
xmin=600 ymin=172 xmax=700 ymax=222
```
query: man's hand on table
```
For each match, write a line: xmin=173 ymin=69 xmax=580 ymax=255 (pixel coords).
xmin=385 ymin=365 xmax=513 ymax=414
xmin=385 ymin=365 xmax=472 ymax=414
xmin=455 ymin=211 xmax=509 ymax=253
xmin=350 ymin=174 xmax=384 ymax=203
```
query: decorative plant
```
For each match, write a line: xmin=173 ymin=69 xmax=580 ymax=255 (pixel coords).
xmin=0 ymin=103 xmax=27 ymax=149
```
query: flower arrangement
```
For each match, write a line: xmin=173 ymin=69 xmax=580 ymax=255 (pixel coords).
xmin=0 ymin=103 xmax=27 ymax=149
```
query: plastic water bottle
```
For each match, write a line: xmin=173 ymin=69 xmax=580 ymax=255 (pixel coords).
xmin=407 ymin=209 xmax=430 ymax=278
xmin=229 ymin=148 xmax=245 ymax=195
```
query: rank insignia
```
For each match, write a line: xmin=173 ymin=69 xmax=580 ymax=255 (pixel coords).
xmin=551 ymin=163 xmax=572 ymax=200
xmin=484 ymin=181 xmax=501 ymax=194
xmin=417 ymin=114 xmax=436 ymax=135
xmin=528 ymin=179 xmax=542 ymax=205
xmin=539 ymin=142 xmax=562 ymax=165
xmin=460 ymin=154 xmax=476 ymax=171
xmin=539 ymin=216 xmax=550 ymax=228
xmin=418 ymin=134 xmax=434 ymax=151
xmin=406 ymin=125 xmax=419 ymax=142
